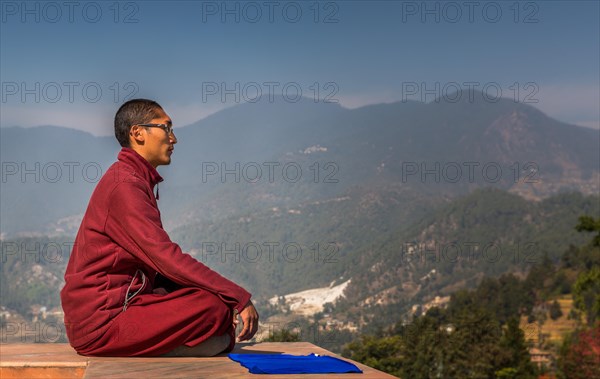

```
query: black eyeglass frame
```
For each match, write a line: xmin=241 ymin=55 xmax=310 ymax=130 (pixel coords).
xmin=136 ymin=123 xmax=174 ymax=135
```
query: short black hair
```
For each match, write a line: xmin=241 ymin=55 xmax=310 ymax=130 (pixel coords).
xmin=114 ymin=99 xmax=164 ymax=147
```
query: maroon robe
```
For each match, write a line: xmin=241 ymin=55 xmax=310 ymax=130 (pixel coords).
xmin=60 ymin=148 xmax=251 ymax=356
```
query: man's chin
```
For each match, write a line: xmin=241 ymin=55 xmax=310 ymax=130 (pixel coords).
xmin=157 ymin=157 xmax=172 ymax=166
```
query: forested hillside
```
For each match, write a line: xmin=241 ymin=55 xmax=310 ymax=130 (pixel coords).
xmin=342 ymin=217 xmax=600 ymax=378
xmin=170 ymin=189 xmax=598 ymax=317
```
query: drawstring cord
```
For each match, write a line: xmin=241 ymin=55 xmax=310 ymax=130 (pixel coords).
xmin=155 ymin=183 xmax=160 ymax=200
xmin=122 ymin=269 xmax=147 ymax=312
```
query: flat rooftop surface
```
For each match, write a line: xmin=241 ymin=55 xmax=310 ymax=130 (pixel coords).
xmin=0 ymin=342 xmax=398 ymax=378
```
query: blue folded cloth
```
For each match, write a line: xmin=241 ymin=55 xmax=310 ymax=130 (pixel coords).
xmin=228 ymin=353 xmax=363 ymax=374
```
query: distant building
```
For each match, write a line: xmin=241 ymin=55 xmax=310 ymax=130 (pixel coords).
xmin=529 ymin=347 xmax=554 ymax=370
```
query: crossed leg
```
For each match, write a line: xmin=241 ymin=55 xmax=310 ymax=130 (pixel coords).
xmin=75 ymin=287 xmax=236 ymax=357
xmin=160 ymin=334 xmax=231 ymax=357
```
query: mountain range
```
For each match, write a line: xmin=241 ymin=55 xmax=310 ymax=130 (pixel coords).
xmin=1 ymin=91 xmax=598 ymax=337
xmin=2 ymin=91 xmax=597 ymax=235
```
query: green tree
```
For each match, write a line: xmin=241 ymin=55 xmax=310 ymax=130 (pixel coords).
xmin=549 ymin=300 xmax=563 ymax=320
xmin=525 ymin=254 xmax=555 ymax=293
xmin=573 ymin=267 xmax=600 ymax=325
xmin=343 ymin=334 xmax=404 ymax=377
xmin=496 ymin=317 xmax=537 ymax=378
xmin=496 ymin=367 xmax=519 ymax=379
xmin=575 ymin=215 xmax=600 ymax=247
xmin=400 ymin=314 xmax=446 ymax=379
xmin=443 ymin=308 xmax=503 ymax=379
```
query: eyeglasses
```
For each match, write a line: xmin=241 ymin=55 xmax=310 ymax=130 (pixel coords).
xmin=137 ymin=123 xmax=174 ymax=135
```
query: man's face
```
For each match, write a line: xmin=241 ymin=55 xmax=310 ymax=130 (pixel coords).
xmin=141 ymin=108 xmax=177 ymax=168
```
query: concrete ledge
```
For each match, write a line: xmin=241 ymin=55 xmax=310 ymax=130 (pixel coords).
xmin=1 ymin=342 xmax=397 ymax=378
xmin=1 ymin=343 xmax=87 ymax=379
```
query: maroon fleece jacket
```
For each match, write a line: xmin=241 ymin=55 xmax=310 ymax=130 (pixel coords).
xmin=60 ymin=148 xmax=251 ymax=348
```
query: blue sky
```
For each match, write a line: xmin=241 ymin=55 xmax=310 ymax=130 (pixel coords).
xmin=1 ymin=0 xmax=599 ymax=135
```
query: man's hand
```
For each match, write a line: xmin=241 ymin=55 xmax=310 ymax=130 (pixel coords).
xmin=152 ymin=287 xmax=169 ymax=296
xmin=236 ymin=300 xmax=259 ymax=342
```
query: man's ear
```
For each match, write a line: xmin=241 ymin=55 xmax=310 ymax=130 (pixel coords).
xmin=129 ymin=125 xmax=146 ymax=145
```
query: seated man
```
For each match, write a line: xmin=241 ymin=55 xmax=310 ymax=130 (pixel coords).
xmin=60 ymin=99 xmax=258 ymax=357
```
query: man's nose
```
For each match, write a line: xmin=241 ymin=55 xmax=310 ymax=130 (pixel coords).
xmin=170 ymin=132 xmax=177 ymax=144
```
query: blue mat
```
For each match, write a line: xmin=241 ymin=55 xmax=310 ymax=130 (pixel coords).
xmin=228 ymin=353 xmax=363 ymax=374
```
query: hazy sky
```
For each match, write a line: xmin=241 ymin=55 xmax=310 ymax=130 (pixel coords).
xmin=1 ymin=0 xmax=599 ymax=135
